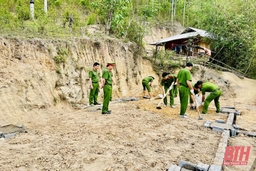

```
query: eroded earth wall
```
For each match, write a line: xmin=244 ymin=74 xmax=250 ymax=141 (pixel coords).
xmin=0 ymin=37 xmax=159 ymax=114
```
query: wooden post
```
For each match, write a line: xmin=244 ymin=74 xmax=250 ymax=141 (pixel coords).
xmin=44 ymin=0 xmax=47 ymax=13
xmin=30 ymin=0 xmax=34 ymax=20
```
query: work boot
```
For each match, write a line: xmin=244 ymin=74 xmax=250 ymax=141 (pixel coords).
xmin=179 ymin=115 xmax=188 ymax=118
xmin=94 ymin=102 xmax=101 ymax=105
xmin=102 ymin=111 xmax=111 ymax=114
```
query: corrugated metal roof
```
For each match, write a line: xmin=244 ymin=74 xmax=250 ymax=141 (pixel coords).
xmin=150 ymin=27 xmax=211 ymax=45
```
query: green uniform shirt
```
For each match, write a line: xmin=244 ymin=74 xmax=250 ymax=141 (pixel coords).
xmin=142 ymin=76 xmax=154 ymax=83
xmin=177 ymin=68 xmax=192 ymax=87
xmin=161 ymin=75 xmax=176 ymax=88
xmin=201 ymin=82 xmax=219 ymax=95
xmin=102 ymin=68 xmax=113 ymax=85
xmin=89 ymin=70 xmax=100 ymax=83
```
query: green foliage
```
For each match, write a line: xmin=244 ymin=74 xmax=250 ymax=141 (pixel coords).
xmin=1 ymin=0 xmax=256 ymax=78
xmin=54 ymin=48 xmax=69 ymax=64
xmin=54 ymin=55 xmax=66 ymax=64
xmin=86 ymin=13 xmax=97 ymax=25
xmin=53 ymin=96 xmax=59 ymax=105
xmin=126 ymin=20 xmax=143 ymax=45
xmin=80 ymin=0 xmax=90 ymax=7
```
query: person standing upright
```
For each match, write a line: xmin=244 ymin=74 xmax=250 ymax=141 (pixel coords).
xmin=161 ymin=72 xmax=177 ymax=108
xmin=176 ymin=62 xmax=194 ymax=118
xmin=142 ymin=76 xmax=155 ymax=99
xmin=88 ymin=62 xmax=101 ymax=105
xmin=194 ymin=81 xmax=222 ymax=114
xmin=100 ymin=62 xmax=115 ymax=114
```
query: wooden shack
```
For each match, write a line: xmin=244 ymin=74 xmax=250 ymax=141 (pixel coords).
xmin=150 ymin=27 xmax=213 ymax=57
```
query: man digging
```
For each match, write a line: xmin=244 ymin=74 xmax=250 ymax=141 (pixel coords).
xmin=161 ymin=72 xmax=177 ymax=108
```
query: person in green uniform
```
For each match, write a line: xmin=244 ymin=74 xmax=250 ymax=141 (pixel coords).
xmin=194 ymin=81 xmax=222 ymax=114
xmin=89 ymin=62 xmax=101 ymax=105
xmin=161 ymin=72 xmax=177 ymax=108
xmin=100 ymin=62 xmax=115 ymax=114
xmin=176 ymin=62 xmax=194 ymax=118
xmin=142 ymin=76 xmax=155 ymax=99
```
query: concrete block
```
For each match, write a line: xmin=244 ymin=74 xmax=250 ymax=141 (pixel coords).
xmin=221 ymin=106 xmax=235 ymax=109
xmin=220 ymin=108 xmax=236 ymax=114
xmin=210 ymin=122 xmax=233 ymax=132
xmin=208 ymin=164 xmax=222 ymax=171
xmin=233 ymin=124 xmax=239 ymax=129
xmin=196 ymin=162 xmax=209 ymax=171
xmin=178 ymin=160 xmax=197 ymax=170
xmin=213 ymin=152 xmax=225 ymax=165
xmin=216 ymin=142 xmax=227 ymax=154
xmin=204 ymin=121 xmax=211 ymax=128
xmin=226 ymin=113 xmax=235 ymax=125
xmin=180 ymin=168 xmax=192 ymax=171
xmin=249 ymin=157 xmax=256 ymax=171
xmin=4 ymin=133 xmax=17 ymax=139
xmin=167 ymin=165 xmax=181 ymax=171
xmin=236 ymin=130 xmax=256 ymax=137
xmin=215 ymin=119 xmax=225 ymax=123
xmin=212 ymin=127 xmax=224 ymax=132
xmin=219 ymin=130 xmax=229 ymax=144
xmin=230 ymin=129 xmax=237 ymax=137
xmin=235 ymin=110 xmax=241 ymax=115
xmin=0 ymin=132 xmax=3 ymax=138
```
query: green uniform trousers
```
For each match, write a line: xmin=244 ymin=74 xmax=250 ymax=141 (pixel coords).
xmin=102 ymin=85 xmax=112 ymax=113
xmin=142 ymin=81 xmax=151 ymax=92
xmin=179 ymin=85 xmax=190 ymax=115
xmin=164 ymin=86 xmax=175 ymax=106
xmin=202 ymin=89 xmax=222 ymax=114
xmin=89 ymin=82 xmax=99 ymax=105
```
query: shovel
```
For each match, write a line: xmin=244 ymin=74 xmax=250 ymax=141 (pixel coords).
xmin=156 ymin=82 xmax=174 ymax=109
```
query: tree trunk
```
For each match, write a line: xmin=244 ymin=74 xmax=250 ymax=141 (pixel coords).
xmin=183 ymin=0 xmax=186 ymax=26
xmin=106 ymin=10 xmax=113 ymax=35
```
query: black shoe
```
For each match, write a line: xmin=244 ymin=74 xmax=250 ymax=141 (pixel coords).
xmin=102 ymin=111 xmax=111 ymax=114
xmin=190 ymin=106 xmax=196 ymax=110
xmin=94 ymin=102 xmax=101 ymax=105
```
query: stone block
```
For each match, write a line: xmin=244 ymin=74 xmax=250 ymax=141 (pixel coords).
xmin=210 ymin=122 xmax=233 ymax=132
xmin=220 ymin=107 xmax=236 ymax=114
xmin=236 ymin=130 xmax=256 ymax=137
xmin=216 ymin=142 xmax=227 ymax=154
xmin=213 ymin=152 xmax=225 ymax=165
xmin=196 ymin=162 xmax=209 ymax=171
xmin=249 ymin=157 xmax=256 ymax=171
xmin=167 ymin=165 xmax=181 ymax=171
xmin=233 ymin=124 xmax=239 ymax=129
xmin=230 ymin=129 xmax=237 ymax=137
xmin=4 ymin=132 xmax=17 ymax=139
xmin=208 ymin=164 xmax=222 ymax=171
xmin=215 ymin=119 xmax=225 ymax=123
xmin=180 ymin=168 xmax=191 ymax=171
xmin=221 ymin=106 xmax=235 ymax=109
xmin=226 ymin=113 xmax=235 ymax=125
xmin=178 ymin=160 xmax=197 ymax=170
xmin=204 ymin=121 xmax=211 ymax=128
xmin=235 ymin=110 xmax=241 ymax=115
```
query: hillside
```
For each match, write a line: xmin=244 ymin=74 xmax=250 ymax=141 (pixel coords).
xmin=0 ymin=27 xmax=255 ymax=171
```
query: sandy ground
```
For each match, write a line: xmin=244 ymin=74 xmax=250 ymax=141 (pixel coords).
xmin=0 ymin=72 xmax=255 ymax=171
